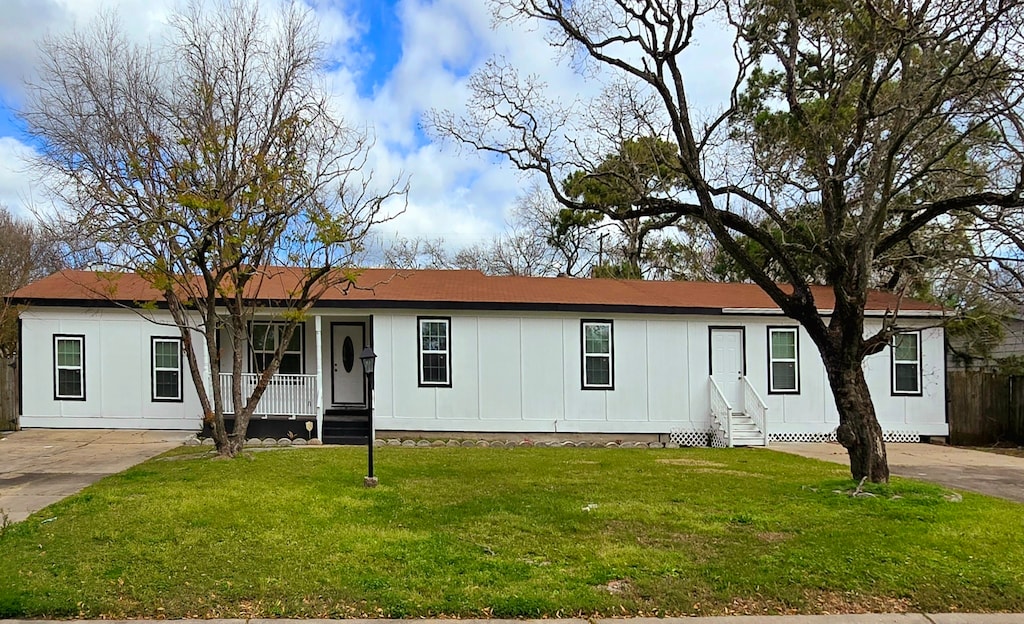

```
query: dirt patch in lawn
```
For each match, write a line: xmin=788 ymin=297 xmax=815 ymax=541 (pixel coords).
xmin=756 ymin=531 xmax=792 ymax=543
xmin=609 ymin=521 xmax=719 ymax=560
xmin=655 ymin=458 xmax=763 ymax=477
xmin=711 ymin=591 xmax=913 ymax=616
xmin=656 ymin=458 xmax=727 ymax=467
xmin=689 ymin=467 xmax=764 ymax=477
xmin=602 ymin=579 xmax=631 ymax=594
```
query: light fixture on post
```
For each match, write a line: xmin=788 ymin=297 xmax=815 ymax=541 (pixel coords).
xmin=360 ymin=345 xmax=378 ymax=488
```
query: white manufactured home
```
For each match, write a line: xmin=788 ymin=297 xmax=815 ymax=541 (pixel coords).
xmin=11 ymin=269 xmax=948 ymax=446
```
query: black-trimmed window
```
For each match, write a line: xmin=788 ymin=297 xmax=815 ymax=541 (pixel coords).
xmin=152 ymin=337 xmax=183 ymax=402
xmin=250 ymin=322 xmax=304 ymax=374
xmin=54 ymin=334 xmax=85 ymax=400
xmin=418 ymin=317 xmax=451 ymax=386
xmin=768 ymin=327 xmax=800 ymax=393
xmin=892 ymin=331 xmax=922 ymax=395
xmin=582 ymin=320 xmax=614 ymax=389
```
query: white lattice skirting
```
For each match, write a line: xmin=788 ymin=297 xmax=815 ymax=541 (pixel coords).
xmin=671 ymin=428 xmax=922 ymax=446
xmin=668 ymin=429 xmax=713 ymax=447
xmin=768 ymin=430 xmax=921 ymax=444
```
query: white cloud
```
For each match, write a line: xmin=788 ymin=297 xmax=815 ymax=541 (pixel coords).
xmin=0 ymin=137 xmax=41 ymax=218
xmin=0 ymin=0 xmax=740 ymax=254
xmin=0 ymin=0 xmax=68 ymax=101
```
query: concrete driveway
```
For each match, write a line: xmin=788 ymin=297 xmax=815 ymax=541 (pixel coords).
xmin=774 ymin=442 xmax=1024 ymax=503
xmin=0 ymin=429 xmax=188 ymax=523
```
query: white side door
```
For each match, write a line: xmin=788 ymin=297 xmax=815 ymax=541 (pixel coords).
xmin=710 ymin=328 xmax=744 ymax=409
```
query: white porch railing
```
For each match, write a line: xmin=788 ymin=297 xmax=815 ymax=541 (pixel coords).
xmin=741 ymin=376 xmax=769 ymax=445
xmin=218 ymin=373 xmax=318 ymax=417
xmin=709 ymin=377 xmax=733 ymax=447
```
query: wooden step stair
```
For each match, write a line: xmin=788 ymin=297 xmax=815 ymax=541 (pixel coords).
xmin=729 ymin=412 xmax=766 ymax=447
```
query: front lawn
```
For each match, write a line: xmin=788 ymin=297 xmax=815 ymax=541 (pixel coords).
xmin=1 ymin=446 xmax=1022 ymax=618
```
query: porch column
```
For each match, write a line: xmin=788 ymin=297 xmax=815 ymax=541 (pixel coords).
xmin=314 ymin=314 xmax=324 ymax=441
xmin=200 ymin=328 xmax=213 ymax=401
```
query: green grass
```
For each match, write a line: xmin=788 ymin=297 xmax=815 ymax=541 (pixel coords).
xmin=1 ymin=446 xmax=1023 ymax=618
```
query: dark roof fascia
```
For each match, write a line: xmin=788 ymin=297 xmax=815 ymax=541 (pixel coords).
xmin=12 ymin=297 xmax=166 ymax=309
xmin=14 ymin=296 xmax=943 ymax=318
xmin=16 ymin=296 xmax=724 ymax=315
xmin=312 ymin=299 xmax=728 ymax=315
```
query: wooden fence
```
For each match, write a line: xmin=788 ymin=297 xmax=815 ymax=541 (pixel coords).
xmin=947 ymin=370 xmax=1024 ymax=445
xmin=0 ymin=356 xmax=17 ymax=431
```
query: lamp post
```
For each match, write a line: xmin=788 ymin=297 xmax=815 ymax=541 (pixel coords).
xmin=360 ymin=345 xmax=378 ymax=488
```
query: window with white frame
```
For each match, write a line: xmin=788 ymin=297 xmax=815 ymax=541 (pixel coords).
xmin=768 ymin=327 xmax=800 ymax=393
xmin=582 ymin=320 xmax=614 ymax=389
xmin=250 ymin=322 xmax=304 ymax=374
xmin=892 ymin=332 xmax=921 ymax=394
xmin=418 ymin=317 xmax=451 ymax=386
xmin=152 ymin=337 xmax=183 ymax=401
xmin=54 ymin=335 xmax=85 ymax=400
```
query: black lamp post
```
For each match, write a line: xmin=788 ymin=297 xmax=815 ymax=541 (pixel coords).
xmin=360 ymin=345 xmax=378 ymax=488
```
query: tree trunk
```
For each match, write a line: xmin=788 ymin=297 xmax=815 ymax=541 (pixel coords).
xmin=223 ymin=310 xmax=248 ymax=457
xmin=825 ymin=361 xmax=890 ymax=483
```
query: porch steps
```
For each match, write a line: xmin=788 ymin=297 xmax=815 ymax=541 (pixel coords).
xmin=729 ymin=412 xmax=767 ymax=447
xmin=322 ymin=414 xmax=369 ymax=446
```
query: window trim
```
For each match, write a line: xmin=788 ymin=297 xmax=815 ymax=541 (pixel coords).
xmin=53 ymin=334 xmax=86 ymax=401
xmin=417 ymin=316 xmax=452 ymax=388
xmin=891 ymin=330 xmax=923 ymax=396
xmin=581 ymin=319 xmax=615 ymax=390
xmin=767 ymin=326 xmax=800 ymax=394
xmin=151 ymin=336 xmax=184 ymax=403
xmin=248 ymin=321 xmax=305 ymax=375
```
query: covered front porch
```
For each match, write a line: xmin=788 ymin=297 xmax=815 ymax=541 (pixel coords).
xmin=213 ymin=313 xmax=373 ymax=444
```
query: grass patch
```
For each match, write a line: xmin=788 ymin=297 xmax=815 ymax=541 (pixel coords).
xmin=1 ymin=446 xmax=1022 ymax=618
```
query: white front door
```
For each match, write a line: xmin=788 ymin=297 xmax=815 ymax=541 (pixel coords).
xmin=331 ymin=323 xmax=366 ymax=406
xmin=710 ymin=328 xmax=744 ymax=409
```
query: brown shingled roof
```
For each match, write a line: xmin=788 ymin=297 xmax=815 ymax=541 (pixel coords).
xmin=9 ymin=268 xmax=941 ymax=314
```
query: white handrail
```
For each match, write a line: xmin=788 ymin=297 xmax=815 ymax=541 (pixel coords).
xmin=741 ymin=376 xmax=768 ymax=445
xmin=708 ymin=377 xmax=733 ymax=447
xmin=218 ymin=373 xmax=318 ymax=417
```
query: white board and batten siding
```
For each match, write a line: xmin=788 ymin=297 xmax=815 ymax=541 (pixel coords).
xmin=19 ymin=307 xmax=205 ymax=430
xmin=17 ymin=305 xmax=948 ymax=438
xmin=370 ymin=310 xmax=948 ymax=438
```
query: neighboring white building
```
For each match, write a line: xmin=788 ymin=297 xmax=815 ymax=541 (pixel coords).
xmin=11 ymin=269 xmax=947 ymax=446
xmin=947 ymin=314 xmax=1024 ymax=372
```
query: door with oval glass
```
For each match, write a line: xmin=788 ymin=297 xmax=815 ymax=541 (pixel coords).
xmin=331 ymin=322 xmax=366 ymax=406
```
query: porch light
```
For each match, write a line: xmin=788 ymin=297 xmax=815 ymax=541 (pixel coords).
xmin=360 ymin=346 xmax=377 ymax=375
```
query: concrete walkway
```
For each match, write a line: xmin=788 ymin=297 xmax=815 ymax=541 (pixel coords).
xmin=0 ymin=429 xmax=189 ymax=523
xmin=773 ymin=442 xmax=1024 ymax=502
xmin=4 ymin=615 xmax=1024 ymax=624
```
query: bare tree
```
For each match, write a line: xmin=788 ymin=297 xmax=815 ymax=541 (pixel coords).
xmin=381 ymin=236 xmax=459 ymax=270
xmin=24 ymin=1 xmax=405 ymax=457
xmin=510 ymin=183 xmax=601 ymax=276
xmin=380 ymin=188 xmax=576 ymax=276
xmin=0 ymin=205 xmax=65 ymax=359
xmin=430 ymin=0 xmax=1024 ymax=481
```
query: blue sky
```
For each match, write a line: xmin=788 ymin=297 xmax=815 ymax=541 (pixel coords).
xmin=0 ymin=0 xmax=735 ymax=246
xmin=350 ymin=0 xmax=404 ymax=98
xmin=0 ymin=106 xmax=25 ymax=141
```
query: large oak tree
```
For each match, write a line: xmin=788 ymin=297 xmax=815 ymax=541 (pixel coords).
xmin=431 ymin=0 xmax=1024 ymax=481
